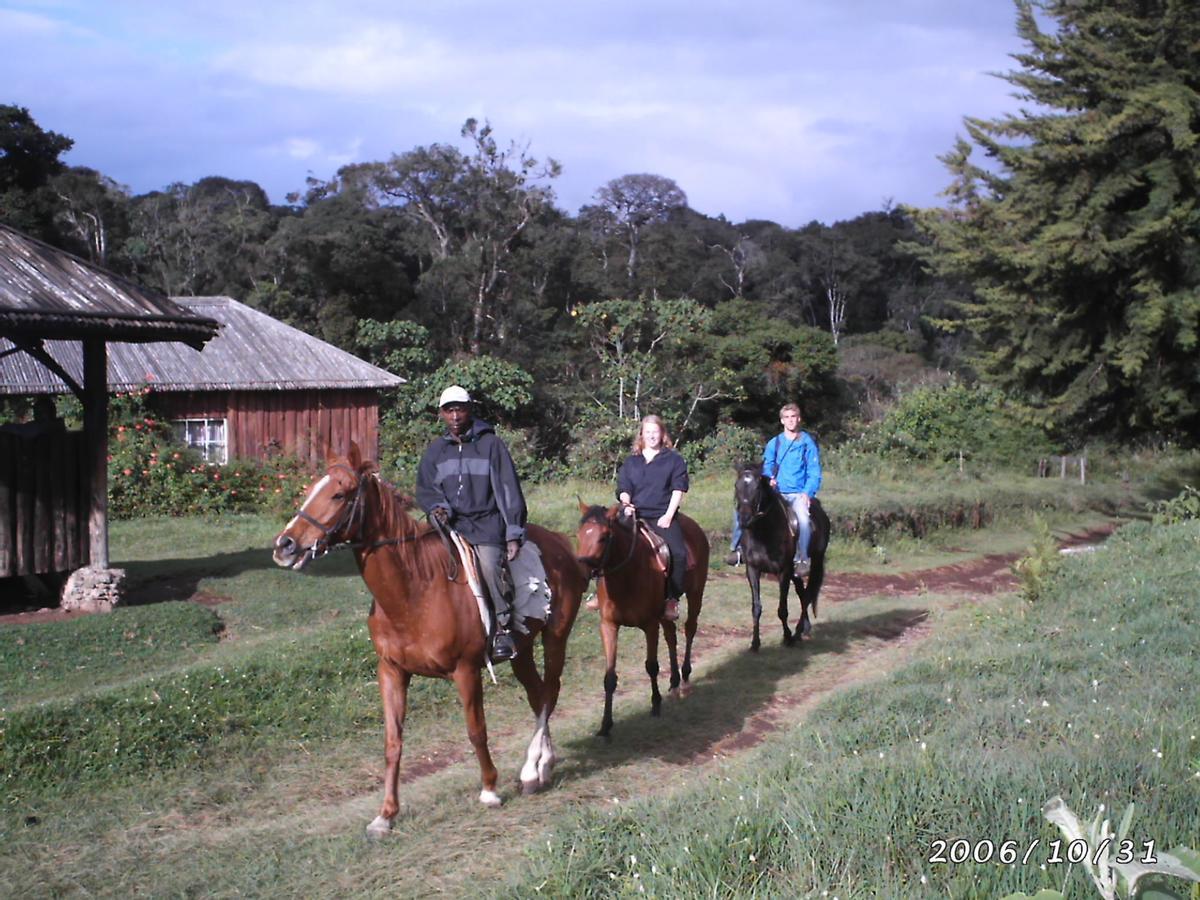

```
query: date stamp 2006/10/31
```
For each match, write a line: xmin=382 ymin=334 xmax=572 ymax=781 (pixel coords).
xmin=928 ymin=837 xmax=1158 ymax=867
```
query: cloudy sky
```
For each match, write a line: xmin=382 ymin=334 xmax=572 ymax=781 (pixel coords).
xmin=2 ymin=0 xmax=1028 ymax=225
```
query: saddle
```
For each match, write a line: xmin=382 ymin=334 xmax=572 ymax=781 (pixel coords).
xmin=636 ymin=521 xmax=696 ymax=577
xmin=448 ymin=531 xmax=552 ymax=638
xmin=775 ymin=494 xmax=800 ymax=543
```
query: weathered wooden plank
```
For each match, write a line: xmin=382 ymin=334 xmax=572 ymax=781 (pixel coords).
xmin=0 ymin=433 xmax=14 ymax=577
xmin=63 ymin=432 xmax=80 ymax=571
xmin=15 ymin=433 xmax=34 ymax=575
xmin=33 ymin=433 xmax=52 ymax=573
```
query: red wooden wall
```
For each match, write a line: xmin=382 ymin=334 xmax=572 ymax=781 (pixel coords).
xmin=151 ymin=389 xmax=381 ymax=470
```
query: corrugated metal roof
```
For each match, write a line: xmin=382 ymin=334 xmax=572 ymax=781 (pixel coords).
xmin=0 ymin=296 xmax=405 ymax=394
xmin=0 ymin=223 xmax=219 ymax=348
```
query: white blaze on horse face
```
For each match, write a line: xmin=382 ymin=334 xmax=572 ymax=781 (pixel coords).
xmin=284 ymin=474 xmax=330 ymax=533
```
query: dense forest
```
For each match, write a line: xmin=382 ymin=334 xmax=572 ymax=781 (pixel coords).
xmin=3 ymin=0 xmax=1197 ymax=478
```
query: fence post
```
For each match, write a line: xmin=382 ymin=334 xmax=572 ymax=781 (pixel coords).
xmin=1080 ymin=455 xmax=1086 ymax=485
xmin=1060 ymin=456 xmax=1067 ymax=479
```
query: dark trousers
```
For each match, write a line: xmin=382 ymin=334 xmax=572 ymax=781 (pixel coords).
xmin=645 ymin=519 xmax=687 ymax=599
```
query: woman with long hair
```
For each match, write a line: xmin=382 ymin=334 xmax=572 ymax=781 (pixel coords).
xmin=615 ymin=415 xmax=690 ymax=620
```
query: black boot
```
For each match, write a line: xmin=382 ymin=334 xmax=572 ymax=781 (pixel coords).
xmin=491 ymin=626 xmax=517 ymax=662
xmin=492 ymin=580 xmax=518 ymax=662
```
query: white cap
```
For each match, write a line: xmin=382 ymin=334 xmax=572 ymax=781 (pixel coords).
xmin=438 ymin=385 xmax=472 ymax=407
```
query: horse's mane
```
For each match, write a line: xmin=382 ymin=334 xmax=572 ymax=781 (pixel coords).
xmin=580 ymin=504 xmax=612 ymax=526
xmin=362 ymin=473 xmax=445 ymax=583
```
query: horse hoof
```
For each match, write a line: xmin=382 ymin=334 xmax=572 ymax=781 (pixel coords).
xmin=520 ymin=778 xmax=542 ymax=796
xmin=800 ymin=621 xmax=812 ymax=637
xmin=749 ymin=640 xmax=760 ymax=652
xmin=479 ymin=789 xmax=503 ymax=808
xmin=366 ymin=815 xmax=393 ymax=839
xmin=783 ymin=633 xmax=796 ymax=647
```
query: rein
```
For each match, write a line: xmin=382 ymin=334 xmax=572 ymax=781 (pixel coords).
xmin=588 ymin=507 xmax=640 ymax=580
xmin=297 ymin=466 xmax=446 ymax=574
xmin=737 ymin=474 xmax=788 ymax=531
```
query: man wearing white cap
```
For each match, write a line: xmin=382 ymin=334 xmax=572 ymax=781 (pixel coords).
xmin=416 ymin=385 xmax=528 ymax=661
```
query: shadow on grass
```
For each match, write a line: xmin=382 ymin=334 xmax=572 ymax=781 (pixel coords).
xmin=553 ymin=606 xmax=930 ymax=782
xmin=120 ymin=547 xmax=360 ymax=605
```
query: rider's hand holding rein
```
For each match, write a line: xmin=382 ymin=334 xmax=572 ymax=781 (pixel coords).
xmin=620 ymin=492 xmax=635 ymax=518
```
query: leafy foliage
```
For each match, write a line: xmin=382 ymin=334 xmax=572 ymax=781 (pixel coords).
xmin=1011 ymin=514 xmax=1062 ymax=603
xmin=1149 ymin=484 xmax=1200 ymax=525
xmin=853 ymin=380 xmax=1054 ymax=467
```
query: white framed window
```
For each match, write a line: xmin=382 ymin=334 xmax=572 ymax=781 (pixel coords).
xmin=172 ymin=417 xmax=228 ymax=464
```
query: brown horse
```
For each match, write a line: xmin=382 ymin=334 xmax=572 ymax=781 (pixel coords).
xmin=575 ymin=503 xmax=709 ymax=737
xmin=272 ymin=444 xmax=587 ymax=837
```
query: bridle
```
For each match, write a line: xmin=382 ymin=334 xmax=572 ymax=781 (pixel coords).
xmin=736 ymin=470 xmax=785 ymax=530
xmin=293 ymin=464 xmax=437 ymax=564
xmin=584 ymin=507 xmax=640 ymax=580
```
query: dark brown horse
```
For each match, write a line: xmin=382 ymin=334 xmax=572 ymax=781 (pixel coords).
xmin=733 ymin=462 xmax=830 ymax=651
xmin=575 ymin=503 xmax=709 ymax=737
xmin=272 ymin=444 xmax=587 ymax=837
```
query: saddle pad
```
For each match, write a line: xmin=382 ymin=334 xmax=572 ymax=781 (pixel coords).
xmin=508 ymin=540 xmax=553 ymax=630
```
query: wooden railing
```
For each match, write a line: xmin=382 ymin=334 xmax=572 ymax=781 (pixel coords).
xmin=0 ymin=430 xmax=88 ymax=577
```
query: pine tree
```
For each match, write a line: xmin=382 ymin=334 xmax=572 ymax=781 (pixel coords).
xmin=914 ymin=0 xmax=1200 ymax=439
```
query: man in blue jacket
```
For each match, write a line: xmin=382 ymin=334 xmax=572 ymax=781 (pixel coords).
xmin=727 ymin=402 xmax=822 ymax=574
xmin=416 ymin=386 xmax=527 ymax=661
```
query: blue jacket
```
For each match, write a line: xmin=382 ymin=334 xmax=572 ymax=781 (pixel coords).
xmin=763 ymin=431 xmax=821 ymax=496
xmin=416 ymin=418 xmax=527 ymax=545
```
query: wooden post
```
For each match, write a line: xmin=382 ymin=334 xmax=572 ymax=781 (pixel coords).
xmin=83 ymin=338 xmax=109 ymax=569
xmin=1060 ymin=456 xmax=1067 ymax=479
xmin=958 ymin=449 xmax=964 ymax=473
xmin=1080 ymin=455 xmax=1086 ymax=485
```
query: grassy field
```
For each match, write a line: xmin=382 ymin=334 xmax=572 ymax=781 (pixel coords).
xmin=505 ymin=519 xmax=1200 ymax=898
xmin=1 ymin=460 xmax=1196 ymax=897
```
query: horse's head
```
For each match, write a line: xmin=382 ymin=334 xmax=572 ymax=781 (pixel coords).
xmin=575 ymin=501 xmax=626 ymax=573
xmin=273 ymin=442 xmax=378 ymax=570
xmin=734 ymin=461 xmax=770 ymax=528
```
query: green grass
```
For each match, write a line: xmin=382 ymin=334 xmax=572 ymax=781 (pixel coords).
xmin=0 ymin=460 xmax=1193 ymax=897
xmin=0 ymin=602 xmax=223 ymax=708
xmin=506 ymin=520 xmax=1200 ymax=898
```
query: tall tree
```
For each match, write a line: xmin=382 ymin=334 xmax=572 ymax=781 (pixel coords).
xmin=51 ymin=167 xmax=130 ymax=266
xmin=0 ymin=104 xmax=73 ymax=239
xmin=340 ymin=119 xmax=560 ymax=355
xmin=914 ymin=0 xmax=1200 ymax=439
xmin=586 ymin=173 xmax=688 ymax=283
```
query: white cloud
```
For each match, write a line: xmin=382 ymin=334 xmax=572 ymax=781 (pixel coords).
xmin=0 ymin=7 xmax=65 ymax=35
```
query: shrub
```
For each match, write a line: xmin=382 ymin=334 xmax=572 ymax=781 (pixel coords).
xmin=106 ymin=386 xmax=313 ymax=519
xmin=1150 ymin=484 xmax=1200 ymax=525
xmin=565 ymin=412 xmax=637 ymax=482
xmin=1010 ymin=514 xmax=1061 ymax=602
xmin=678 ymin=423 xmax=764 ymax=474
xmin=852 ymin=380 xmax=1054 ymax=469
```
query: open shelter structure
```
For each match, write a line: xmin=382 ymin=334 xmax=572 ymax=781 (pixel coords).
xmin=0 ymin=295 xmax=405 ymax=470
xmin=0 ymin=223 xmax=219 ymax=592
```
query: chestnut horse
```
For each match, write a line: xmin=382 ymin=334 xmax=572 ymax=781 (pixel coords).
xmin=733 ymin=462 xmax=830 ymax=651
xmin=272 ymin=445 xmax=587 ymax=837
xmin=575 ymin=503 xmax=709 ymax=737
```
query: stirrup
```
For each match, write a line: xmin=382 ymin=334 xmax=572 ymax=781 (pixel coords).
xmin=491 ymin=627 xmax=517 ymax=662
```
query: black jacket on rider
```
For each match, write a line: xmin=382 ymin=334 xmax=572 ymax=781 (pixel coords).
xmin=415 ymin=418 xmax=527 ymax=546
